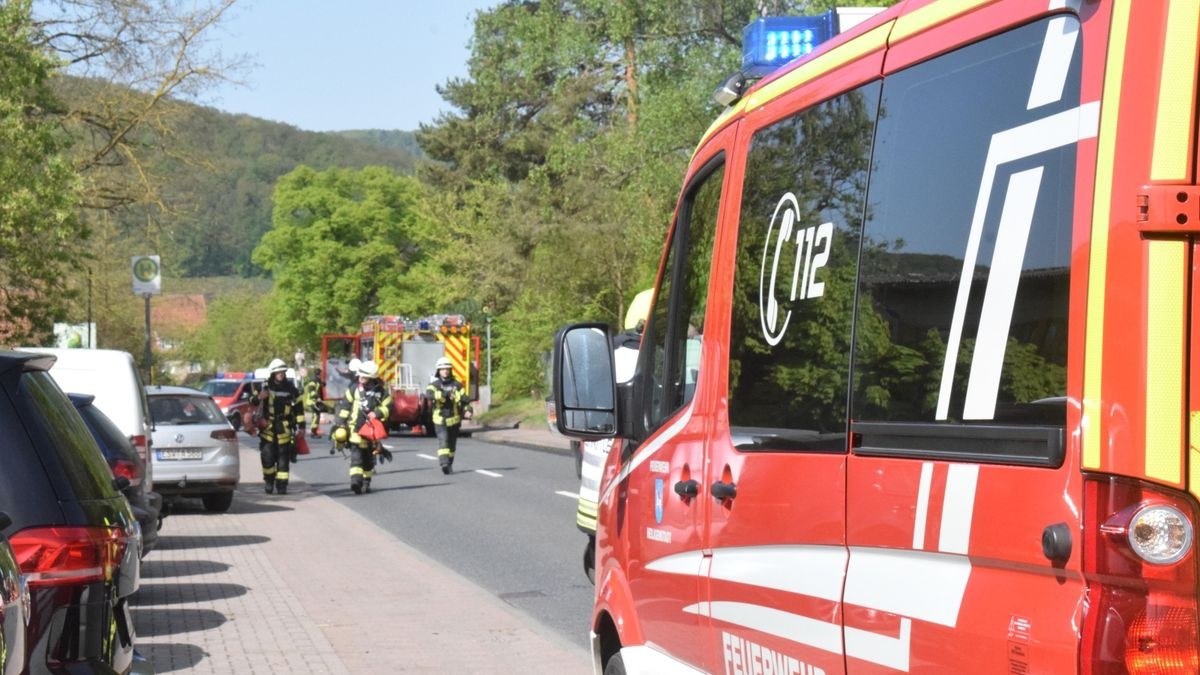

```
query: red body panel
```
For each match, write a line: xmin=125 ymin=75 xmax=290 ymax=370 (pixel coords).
xmin=590 ymin=2 xmax=1200 ymax=674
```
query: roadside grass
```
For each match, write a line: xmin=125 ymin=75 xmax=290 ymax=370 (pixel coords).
xmin=476 ymin=397 xmax=547 ymax=430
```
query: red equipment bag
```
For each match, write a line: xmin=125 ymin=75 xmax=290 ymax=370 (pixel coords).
xmin=295 ymin=433 xmax=310 ymax=455
xmin=358 ymin=418 xmax=387 ymax=442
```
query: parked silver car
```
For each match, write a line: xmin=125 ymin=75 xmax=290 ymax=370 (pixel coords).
xmin=146 ymin=385 xmax=240 ymax=512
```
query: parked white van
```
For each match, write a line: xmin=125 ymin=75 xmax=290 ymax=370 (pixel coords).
xmin=23 ymin=348 xmax=155 ymax=487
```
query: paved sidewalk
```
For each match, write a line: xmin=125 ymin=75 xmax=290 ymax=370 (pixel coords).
xmin=466 ymin=423 xmax=575 ymax=455
xmin=133 ymin=442 xmax=592 ymax=674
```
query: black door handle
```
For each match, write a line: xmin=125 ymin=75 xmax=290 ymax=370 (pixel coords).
xmin=711 ymin=481 xmax=737 ymax=501
xmin=674 ymin=479 xmax=699 ymax=498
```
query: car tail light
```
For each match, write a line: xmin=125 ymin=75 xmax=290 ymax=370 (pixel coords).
xmin=211 ymin=429 xmax=237 ymax=442
xmin=9 ymin=526 xmax=129 ymax=587
xmin=109 ymin=458 xmax=142 ymax=487
xmin=129 ymin=434 xmax=149 ymax=464
xmin=1082 ymin=474 xmax=1199 ymax=674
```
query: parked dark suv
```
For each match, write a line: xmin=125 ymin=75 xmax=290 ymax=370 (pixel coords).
xmin=0 ymin=351 xmax=140 ymax=673
xmin=71 ymin=394 xmax=163 ymax=556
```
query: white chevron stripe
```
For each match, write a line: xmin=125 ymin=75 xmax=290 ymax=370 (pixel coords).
xmin=938 ymin=464 xmax=980 ymax=554
xmin=709 ymin=545 xmax=846 ymax=602
xmin=683 ymin=601 xmax=845 ymax=656
xmin=846 ymin=618 xmax=912 ymax=672
xmin=844 ymin=547 xmax=970 ymax=627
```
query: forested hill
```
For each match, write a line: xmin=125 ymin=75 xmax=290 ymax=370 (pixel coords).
xmin=92 ymin=91 xmax=423 ymax=279
xmin=334 ymin=129 xmax=423 ymax=157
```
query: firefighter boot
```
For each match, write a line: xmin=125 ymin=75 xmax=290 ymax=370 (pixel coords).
xmin=276 ymin=481 xmax=288 ymax=495
xmin=350 ymin=474 xmax=363 ymax=495
xmin=264 ymin=478 xmax=275 ymax=495
xmin=364 ymin=478 xmax=371 ymax=494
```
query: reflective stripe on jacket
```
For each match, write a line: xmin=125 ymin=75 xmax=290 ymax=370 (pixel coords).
xmin=426 ymin=377 xmax=468 ymax=426
xmin=339 ymin=382 xmax=391 ymax=445
xmin=260 ymin=381 xmax=304 ymax=444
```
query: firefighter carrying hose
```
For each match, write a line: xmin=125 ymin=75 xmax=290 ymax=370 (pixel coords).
xmin=338 ymin=360 xmax=392 ymax=494
xmin=426 ymin=356 xmax=472 ymax=475
xmin=259 ymin=358 xmax=305 ymax=495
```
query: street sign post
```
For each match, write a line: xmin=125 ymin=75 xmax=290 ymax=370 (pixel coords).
xmin=131 ymin=255 xmax=161 ymax=383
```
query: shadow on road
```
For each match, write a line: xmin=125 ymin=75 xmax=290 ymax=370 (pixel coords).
xmin=155 ymin=534 xmax=270 ymax=550
xmin=310 ymin=481 xmax=451 ymax=497
xmin=163 ymin=496 xmax=295 ymax=516
xmin=135 ymin=582 xmax=249 ymax=606
xmin=132 ymin=607 xmax=227 ymax=638
xmin=133 ymin=642 xmax=206 ymax=673
xmin=140 ymin=559 xmax=231 ymax=579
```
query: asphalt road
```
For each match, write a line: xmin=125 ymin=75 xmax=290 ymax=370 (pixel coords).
xmin=282 ymin=431 xmax=596 ymax=650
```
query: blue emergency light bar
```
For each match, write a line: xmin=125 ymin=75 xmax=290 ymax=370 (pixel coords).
xmin=742 ymin=12 xmax=838 ymax=78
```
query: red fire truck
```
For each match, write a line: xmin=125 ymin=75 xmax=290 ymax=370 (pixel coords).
xmin=553 ymin=1 xmax=1200 ymax=674
xmin=323 ymin=315 xmax=477 ymax=434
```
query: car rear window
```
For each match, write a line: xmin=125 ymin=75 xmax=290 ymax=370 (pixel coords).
xmin=149 ymin=395 xmax=225 ymax=425
xmin=18 ymin=372 xmax=116 ymax=499
xmin=77 ymin=403 xmax=139 ymax=464
xmin=202 ymin=381 xmax=239 ymax=397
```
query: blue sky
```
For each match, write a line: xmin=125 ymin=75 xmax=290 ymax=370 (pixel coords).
xmin=201 ymin=0 xmax=497 ymax=132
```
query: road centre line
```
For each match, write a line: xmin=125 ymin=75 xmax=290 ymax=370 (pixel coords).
xmin=417 ymin=453 xmax=438 ymax=461
xmin=475 ymin=469 xmax=503 ymax=478
xmin=555 ymin=491 xmax=579 ymax=499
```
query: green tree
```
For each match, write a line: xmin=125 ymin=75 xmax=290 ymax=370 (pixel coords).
xmin=0 ymin=0 xmax=81 ymax=345
xmin=177 ymin=289 xmax=284 ymax=374
xmin=416 ymin=1 xmax=896 ymax=399
xmin=252 ymin=165 xmax=429 ymax=353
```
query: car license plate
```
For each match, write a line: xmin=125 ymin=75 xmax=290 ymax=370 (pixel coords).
xmin=157 ymin=448 xmax=202 ymax=460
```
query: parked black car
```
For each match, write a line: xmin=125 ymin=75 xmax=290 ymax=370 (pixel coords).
xmin=71 ymin=394 xmax=163 ymax=557
xmin=0 ymin=512 xmax=28 ymax=675
xmin=0 ymin=351 xmax=140 ymax=673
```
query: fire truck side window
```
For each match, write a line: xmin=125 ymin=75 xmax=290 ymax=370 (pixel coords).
xmin=642 ymin=158 xmax=722 ymax=433
xmin=851 ymin=17 xmax=1078 ymax=464
xmin=726 ymin=84 xmax=879 ymax=453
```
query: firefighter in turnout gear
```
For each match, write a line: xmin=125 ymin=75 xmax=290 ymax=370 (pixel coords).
xmin=303 ymin=368 xmax=325 ymax=437
xmin=426 ymin=356 xmax=472 ymax=475
xmin=259 ymin=358 xmax=305 ymax=494
xmin=328 ymin=359 xmax=360 ymax=455
xmin=338 ymin=360 xmax=391 ymax=494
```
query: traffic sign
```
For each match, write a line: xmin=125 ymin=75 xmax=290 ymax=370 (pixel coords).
xmin=131 ymin=255 xmax=161 ymax=295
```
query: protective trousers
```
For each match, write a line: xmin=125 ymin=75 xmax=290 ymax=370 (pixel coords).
xmin=436 ymin=423 xmax=460 ymax=474
xmin=305 ymin=406 xmax=322 ymax=436
xmin=261 ymin=440 xmax=292 ymax=494
xmin=349 ymin=443 xmax=376 ymax=494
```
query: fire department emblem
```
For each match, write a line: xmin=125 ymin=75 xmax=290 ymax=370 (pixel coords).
xmin=654 ymin=478 xmax=664 ymax=524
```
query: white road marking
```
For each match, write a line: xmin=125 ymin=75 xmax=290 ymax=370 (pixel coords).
xmin=555 ymin=490 xmax=579 ymax=499
xmin=416 ymin=453 xmax=438 ymax=461
xmin=475 ymin=469 xmax=502 ymax=478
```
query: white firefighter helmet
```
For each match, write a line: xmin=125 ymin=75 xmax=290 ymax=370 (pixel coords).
xmin=267 ymin=357 xmax=288 ymax=374
xmin=358 ymin=361 xmax=380 ymax=378
xmin=348 ymin=357 xmax=362 ymax=375
xmin=434 ymin=357 xmax=453 ymax=372
xmin=625 ymin=289 xmax=653 ymax=331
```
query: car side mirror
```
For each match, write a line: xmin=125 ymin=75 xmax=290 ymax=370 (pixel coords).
xmin=112 ymin=476 xmax=131 ymax=492
xmin=0 ymin=511 xmax=10 ymax=532
xmin=553 ymin=323 xmax=618 ymax=439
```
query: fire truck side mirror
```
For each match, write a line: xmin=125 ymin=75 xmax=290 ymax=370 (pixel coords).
xmin=554 ymin=323 xmax=618 ymax=440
